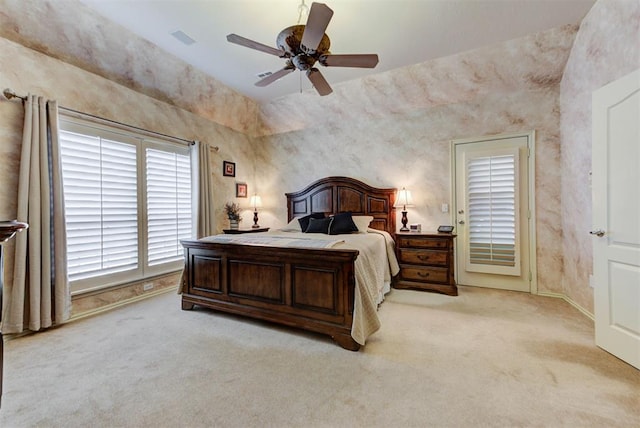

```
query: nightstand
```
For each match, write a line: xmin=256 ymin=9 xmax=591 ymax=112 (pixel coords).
xmin=394 ymin=232 xmax=457 ymax=296
xmin=222 ymin=227 xmax=270 ymax=234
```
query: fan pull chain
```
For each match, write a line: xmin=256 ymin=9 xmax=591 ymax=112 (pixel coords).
xmin=297 ymin=0 xmax=309 ymax=24
xmin=299 ymin=70 xmax=303 ymax=94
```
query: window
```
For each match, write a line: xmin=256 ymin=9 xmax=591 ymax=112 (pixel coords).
xmin=146 ymin=148 xmax=193 ymax=266
xmin=465 ymin=149 xmax=520 ymax=276
xmin=59 ymin=117 xmax=194 ymax=293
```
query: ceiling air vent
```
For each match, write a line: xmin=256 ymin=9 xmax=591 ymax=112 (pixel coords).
xmin=170 ymin=30 xmax=196 ymax=46
xmin=256 ymin=71 xmax=273 ymax=79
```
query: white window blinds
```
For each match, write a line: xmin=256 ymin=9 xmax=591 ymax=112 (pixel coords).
xmin=60 ymin=130 xmax=138 ymax=281
xmin=146 ymin=148 xmax=192 ymax=266
xmin=59 ymin=118 xmax=194 ymax=293
xmin=466 ymin=152 xmax=520 ymax=275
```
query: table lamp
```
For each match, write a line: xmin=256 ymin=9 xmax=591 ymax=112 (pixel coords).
xmin=250 ymin=195 xmax=262 ymax=228
xmin=394 ymin=187 xmax=414 ymax=232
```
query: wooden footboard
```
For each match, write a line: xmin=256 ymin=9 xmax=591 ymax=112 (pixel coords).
xmin=180 ymin=239 xmax=360 ymax=350
xmin=181 ymin=176 xmax=396 ymax=350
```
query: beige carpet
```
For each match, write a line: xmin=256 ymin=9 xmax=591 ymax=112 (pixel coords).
xmin=1 ymin=286 xmax=638 ymax=427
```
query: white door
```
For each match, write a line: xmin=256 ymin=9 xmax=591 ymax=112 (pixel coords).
xmin=592 ymin=69 xmax=640 ymax=369
xmin=453 ymin=134 xmax=534 ymax=292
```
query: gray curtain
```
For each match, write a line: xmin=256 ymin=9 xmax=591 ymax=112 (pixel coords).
xmin=2 ymin=95 xmax=70 ymax=334
xmin=196 ymin=141 xmax=215 ymax=238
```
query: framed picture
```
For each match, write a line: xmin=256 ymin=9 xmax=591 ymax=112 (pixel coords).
xmin=236 ymin=182 xmax=248 ymax=198
xmin=223 ymin=161 xmax=235 ymax=177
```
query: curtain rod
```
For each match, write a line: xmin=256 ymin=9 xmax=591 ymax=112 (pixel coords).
xmin=2 ymin=88 xmax=219 ymax=151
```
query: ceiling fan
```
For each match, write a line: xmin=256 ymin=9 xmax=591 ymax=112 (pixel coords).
xmin=226 ymin=2 xmax=379 ymax=96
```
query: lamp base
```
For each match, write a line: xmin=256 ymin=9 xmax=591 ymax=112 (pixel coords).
xmin=252 ymin=210 xmax=260 ymax=228
xmin=400 ymin=210 xmax=409 ymax=232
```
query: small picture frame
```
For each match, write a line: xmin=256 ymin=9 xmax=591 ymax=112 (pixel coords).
xmin=236 ymin=182 xmax=247 ymax=198
xmin=223 ymin=161 xmax=235 ymax=177
xmin=438 ymin=225 xmax=455 ymax=233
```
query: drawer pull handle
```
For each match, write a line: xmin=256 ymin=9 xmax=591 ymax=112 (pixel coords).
xmin=418 ymin=255 xmax=430 ymax=261
xmin=417 ymin=272 xmax=430 ymax=277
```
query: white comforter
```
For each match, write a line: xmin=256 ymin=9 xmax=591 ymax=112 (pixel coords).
xmin=201 ymin=229 xmax=400 ymax=345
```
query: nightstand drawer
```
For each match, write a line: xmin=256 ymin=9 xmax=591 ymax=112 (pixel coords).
xmin=398 ymin=248 xmax=447 ymax=266
xmin=400 ymin=265 xmax=449 ymax=283
xmin=396 ymin=236 xmax=449 ymax=249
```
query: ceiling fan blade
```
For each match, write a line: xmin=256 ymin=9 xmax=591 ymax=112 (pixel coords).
xmin=319 ymin=54 xmax=379 ymax=68
xmin=227 ymin=33 xmax=285 ymax=57
xmin=306 ymin=68 xmax=333 ymax=96
xmin=255 ymin=67 xmax=295 ymax=87
xmin=301 ymin=2 xmax=333 ymax=52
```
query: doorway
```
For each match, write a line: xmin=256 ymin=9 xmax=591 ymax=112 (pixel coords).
xmin=452 ymin=133 xmax=536 ymax=293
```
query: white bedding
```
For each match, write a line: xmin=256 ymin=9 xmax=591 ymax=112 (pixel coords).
xmin=201 ymin=228 xmax=400 ymax=345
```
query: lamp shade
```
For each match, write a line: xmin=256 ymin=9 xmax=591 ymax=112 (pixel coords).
xmin=250 ymin=195 xmax=262 ymax=210
xmin=394 ymin=188 xmax=414 ymax=208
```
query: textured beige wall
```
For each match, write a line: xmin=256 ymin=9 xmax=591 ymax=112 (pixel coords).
xmin=0 ymin=36 xmax=258 ymax=303
xmin=0 ymin=37 xmax=256 ymax=230
xmin=256 ymin=26 xmax=577 ymax=296
xmin=1 ymin=0 xmax=618 ymax=309
xmin=0 ymin=0 xmax=259 ymax=135
xmin=559 ymin=0 xmax=640 ymax=314
xmin=256 ymin=25 xmax=576 ymax=137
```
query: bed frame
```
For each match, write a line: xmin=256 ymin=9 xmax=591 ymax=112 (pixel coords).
xmin=180 ymin=177 xmax=396 ymax=350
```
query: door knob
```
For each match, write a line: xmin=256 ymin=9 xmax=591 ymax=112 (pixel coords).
xmin=458 ymin=220 xmax=465 ymax=225
xmin=589 ymin=229 xmax=606 ymax=237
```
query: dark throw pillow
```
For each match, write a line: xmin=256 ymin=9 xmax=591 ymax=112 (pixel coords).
xmin=304 ymin=217 xmax=332 ymax=234
xmin=329 ymin=212 xmax=359 ymax=235
xmin=298 ymin=212 xmax=325 ymax=232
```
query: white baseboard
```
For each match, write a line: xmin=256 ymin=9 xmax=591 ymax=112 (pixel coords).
xmin=537 ymin=291 xmax=594 ymax=321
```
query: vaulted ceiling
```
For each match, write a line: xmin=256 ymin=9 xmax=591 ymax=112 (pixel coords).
xmin=78 ymin=0 xmax=595 ymax=103
xmin=0 ymin=0 xmax=595 ymax=135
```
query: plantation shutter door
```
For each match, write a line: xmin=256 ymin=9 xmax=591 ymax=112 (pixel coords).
xmin=59 ymin=130 xmax=138 ymax=281
xmin=146 ymin=147 xmax=192 ymax=266
xmin=465 ymin=148 xmax=521 ymax=276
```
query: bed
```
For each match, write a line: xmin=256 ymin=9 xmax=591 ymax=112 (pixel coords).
xmin=179 ymin=176 xmax=399 ymax=350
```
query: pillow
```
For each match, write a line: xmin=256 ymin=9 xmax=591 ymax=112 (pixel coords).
xmin=329 ymin=212 xmax=359 ymax=235
xmin=305 ymin=217 xmax=332 ymax=234
xmin=281 ymin=217 xmax=302 ymax=232
xmin=352 ymin=216 xmax=374 ymax=233
xmin=298 ymin=212 xmax=325 ymax=232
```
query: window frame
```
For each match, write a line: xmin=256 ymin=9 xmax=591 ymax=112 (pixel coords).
xmin=59 ymin=115 xmax=195 ymax=294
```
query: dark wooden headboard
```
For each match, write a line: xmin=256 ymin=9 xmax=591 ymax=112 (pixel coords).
xmin=285 ymin=176 xmax=397 ymax=235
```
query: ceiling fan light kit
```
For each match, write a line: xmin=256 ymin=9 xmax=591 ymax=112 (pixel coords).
xmin=226 ymin=2 xmax=379 ymax=96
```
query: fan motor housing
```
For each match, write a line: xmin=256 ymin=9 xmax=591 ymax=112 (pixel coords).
xmin=277 ymin=25 xmax=330 ymax=56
